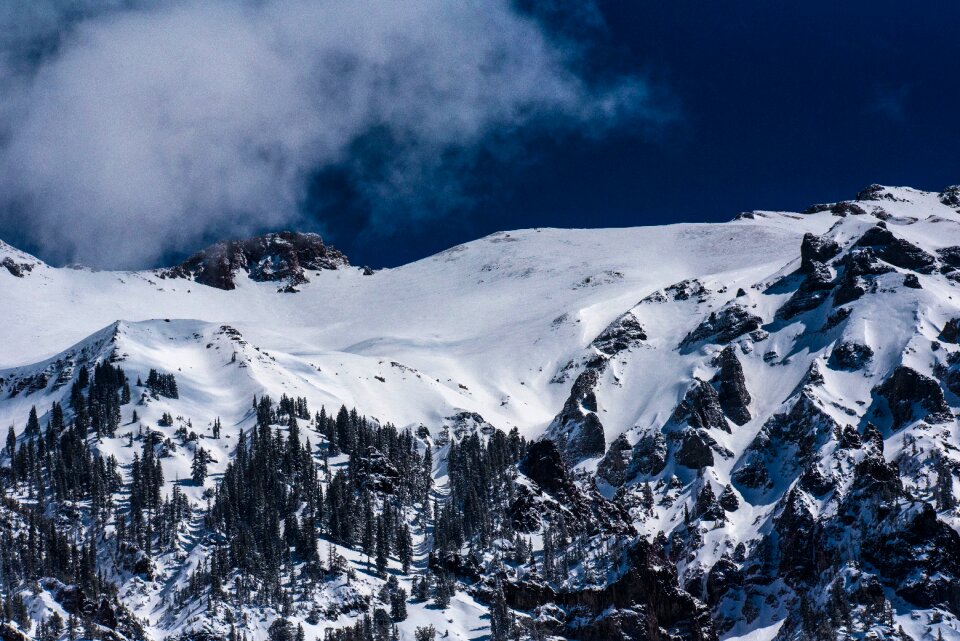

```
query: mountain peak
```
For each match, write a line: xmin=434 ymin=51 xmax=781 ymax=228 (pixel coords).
xmin=162 ymin=230 xmax=349 ymax=291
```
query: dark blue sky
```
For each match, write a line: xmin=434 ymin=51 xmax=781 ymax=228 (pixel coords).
xmin=1 ymin=1 xmax=957 ymax=270
xmin=327 ymin=0 xmax=960 ymax=268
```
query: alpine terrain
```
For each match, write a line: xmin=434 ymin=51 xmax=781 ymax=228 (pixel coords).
xmin=3 ymin=184 xmax=960 ymax=641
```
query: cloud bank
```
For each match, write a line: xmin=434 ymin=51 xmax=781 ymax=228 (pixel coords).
xmin=0 ymin=0 xmax=655 ymax=268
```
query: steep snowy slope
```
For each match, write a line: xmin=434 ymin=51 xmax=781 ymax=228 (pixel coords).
xmin=1 ymin=213 xmax=829 ymax=441
xmin=3 ymin=183 xmax=960 ymax=641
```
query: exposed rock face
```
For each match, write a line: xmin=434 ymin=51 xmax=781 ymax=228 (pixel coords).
xmin=705 ymin=558 xmax=742 ymax=608
xmin=0 ymin=624 xmax=31 ymax=641
xmin=518 ymin=439 xmax=579 ymax=502
xmin=672 ymin=379 xmax=728 ymax=432
xmin=717 ymin=484 xmax=739 ymax=511
xmin=592 ymin=313 xmax=647 ymax=355
xmin=680 ymin=304 xmax=762 ymax=352
xmin=750 ymin=434 xmax=960 ymax=641
xmin=856 ymin=184 xmax=900 ymax=201
xmin=939 ymin=185 xmax=960 ymax=208
xmin=876 ymin=366 xmax=951 ymax=429
xmin=935 ymin=355 xmax=960 ymax=397
xmin=939 ymin=317 xmax=960 ymax=343
xmin=868 ymin=502 xmax=960 ymax=612
xmin=799 ymin=233 xmax=840 ymax=273
xmin=502 ymin=537 xmax=718 ymax=641
xmin=711 ymin=347 xmax=751 ymax=425
xmin=693 ymin=483 xmax=725 ymax=522
xmin=733 ymin=392 xmax=837 ymax=492
xmin=674 ymin=428 xmax=715 ymax=470
xmin=515 ymin=439 xmax=633 ymax=536
xmin=778 ymin=259 xmax=834 ymax=318
xmin=854 ymin=225 xmax=936 ymax=273
xmin=597 ymin=433 xmax=632 ymax=486
xmin=2 ymin=257 xmax=34 ymax=278
xmin=773 ymin=487 xmax=818 ymax=583
xmin=166 ymin=231 xmax=348 ymax=290
xmin=903 ymin=273 xmax=922 ymax=289
xmin=828 ymin=341 xmax=873 ymax=370
xmin=841 ymin=246 xmax=897 ymax=277
xmin=822 ymin=306 xmax=852 ymax=331
xmin=937 ymin=245 xmax=960 ymax=268
xmin=546 ymin=368 xmax=606 ymax=463
xmin=628 ymin=432 xmax=668 ymax=478
xmin=548 ymin=311 xmax=648 ymax=463
xmin=803 ymin=200 xmax=871 ymax=216
xmin=833 ymin=246 xmax=893 ymax=305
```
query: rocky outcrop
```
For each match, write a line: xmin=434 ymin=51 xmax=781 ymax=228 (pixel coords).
xmin=856 ymin=184 xmax=900 ymax=202
xmin=705 ymin=557 xmax=742 ymax=607
xmin=828 ymin=341 xmax=873 ymax=370
xmin=0 ymin=625 xmax=30 ymax=641
xmin=547 ymin=311 xmax=648 ymax=463
xmin=939 ymin=318 xmax=960 ymax=343
xmin=833 ymin=246 xmax=893 ymax=305
xmin=711 ymin=347 xmax=751 ymax=425
xmin=520 ymin=440 xmax=579 ymax=499
xmin=674 ymin=428 xmax=715 ymax=470
xmin=778 ymin=259 xmax=834 ymax=318
xmin=502 ymin=537 xmax=718 ymax=641
xmin=803 ymin=201 xmax=870 ymax=216
xmin=733 ymin=392 xmax=838 ymax=493
xmin=718 ymin=484 xmax=740 ymax=511
xmin=592 ymin=313 xmax=647 ymax=356
xmin=937 ymin=245 xmax=960 ymax=268
xmin=516 ymin=439 xmax=633 ymax=536
xmin=628 ymin=432 xmax=668 ymax=478
xmin=799 ymin=233 xmax=840 ymax=273
xmin=672 ymin=379 xmax=728 ymax=432
xmin=693 ymin=483 xmax=725 ymax=522
xmin=875 ymin=366 xmax=951 ymax=429
xmin=2 ymin=257 xmax=34 ymax=278
xmin=597 ymin=434 xmax=632 ymax=486
xmin=680 ymin=304 xmax=762 ymax=352
xmin=854 ymin=225 xmax=936 ymax=273
xmin=939 ymin=185 xmax=960 ymax=208
xmin=866 ymin=503 xmax=960 ymax=612
xmin=713 ymin=348 xmax=753 ymax=418
xmin=545 ymin=368 xmax=607 ymax=463
xmin=165 ymin=231 xmax=348 ymax=290
xmin=773 ymin=487 xmax=818 ymax=584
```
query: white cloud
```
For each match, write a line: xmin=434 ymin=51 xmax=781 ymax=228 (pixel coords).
xmin=0 ymin=0 xmax=654 ymax=267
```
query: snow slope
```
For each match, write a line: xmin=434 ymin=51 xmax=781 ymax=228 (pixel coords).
xmin=1 ymin=213 xmax=831 ymax=441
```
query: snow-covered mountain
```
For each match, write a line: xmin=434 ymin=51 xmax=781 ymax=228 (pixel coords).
xmin=2 ymin=184 xmax=960 ymax=641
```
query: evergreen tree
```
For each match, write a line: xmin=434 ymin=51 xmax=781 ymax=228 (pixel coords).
xmin=390 ymin=587 xmax=408 ymax=622
xmin=489 ymin=584 xmax=513 ymax=641
xmin=192 ymin=446 xmax=209 ymax=485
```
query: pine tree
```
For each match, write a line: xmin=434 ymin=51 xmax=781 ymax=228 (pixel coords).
xmin=192 ymin=447 xmax=209 ymax=485
xmin=390 ymin=587 xmax=408 ymax=622
xmin=5 ymin=425 xmax=14 ymax=460
xmin=375 ymin=517 xmax=389 ymax=576
xmin=489 ymin=584 xmax=513 ymax=641
xmin=433 ymin=572 xmax=452 ymax=609
xmin=26 ymin=406 xmax=40 ymax=436
xmin=414 ymin=626 xmax=437 ymax=641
